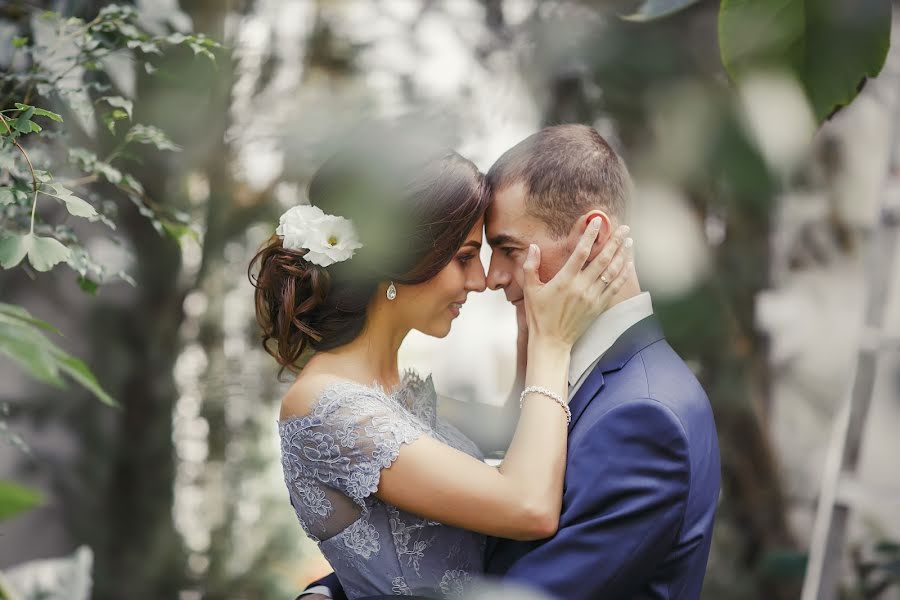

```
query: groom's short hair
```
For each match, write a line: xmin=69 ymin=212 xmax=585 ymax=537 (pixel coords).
xmin=485 ymin=124 xmax=631 ymax=238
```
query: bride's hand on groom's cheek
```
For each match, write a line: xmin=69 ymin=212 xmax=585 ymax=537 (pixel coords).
xmin=522 ymin=220 xmax=631 ymax=345
xmin=516 ymin=300 xmax=528 ymax=336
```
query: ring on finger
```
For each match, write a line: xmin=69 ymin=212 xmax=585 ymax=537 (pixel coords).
xmin=600 ymin=274 xmax=610 ymax=286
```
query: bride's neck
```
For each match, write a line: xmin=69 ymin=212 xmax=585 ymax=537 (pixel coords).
xmin=321 ymin=301 xmax=409 ymax=387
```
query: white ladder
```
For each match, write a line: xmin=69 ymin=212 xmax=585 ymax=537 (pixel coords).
xmin=800 ymin=96 xmax=900 ymax=600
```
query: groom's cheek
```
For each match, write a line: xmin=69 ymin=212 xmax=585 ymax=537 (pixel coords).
xmin=512 ymin=264 xmax=526 ymax=289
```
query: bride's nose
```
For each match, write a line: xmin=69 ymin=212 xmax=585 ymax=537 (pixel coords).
xmin=466 ymin=263 xmax=487 ymax=293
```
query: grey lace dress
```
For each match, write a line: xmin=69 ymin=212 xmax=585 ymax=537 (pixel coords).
xmin=278 ymin=370 xmax=487 ymax=599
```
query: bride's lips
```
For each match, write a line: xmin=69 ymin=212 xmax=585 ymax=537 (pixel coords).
xmin=449 ymin=300 xmax=465 ymax=317
xmin=511 ymin=297 xmax=524 ymax=306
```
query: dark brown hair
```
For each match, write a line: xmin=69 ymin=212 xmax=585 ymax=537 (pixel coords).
xmin=484 ymin=124 xmax=631 ymax=237
xmin=249 ymin=139 xmax=486 ymax=379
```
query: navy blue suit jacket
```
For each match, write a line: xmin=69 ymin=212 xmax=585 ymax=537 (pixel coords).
xmin=307 ymin=316 xmax=720 ymax=600
xmin=485 ymin=315 xmax=721 ymax=599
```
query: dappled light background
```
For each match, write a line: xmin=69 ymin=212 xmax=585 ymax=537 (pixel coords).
xmin=1 ymin=1 xmax=898 ymax=600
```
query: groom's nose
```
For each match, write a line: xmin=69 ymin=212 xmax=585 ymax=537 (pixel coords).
xmin=486 ymin=257 xmax=509 ymax=291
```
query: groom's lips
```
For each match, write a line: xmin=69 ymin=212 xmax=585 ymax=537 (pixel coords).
xmin=510 ymin=297 xmax=524 ymax=306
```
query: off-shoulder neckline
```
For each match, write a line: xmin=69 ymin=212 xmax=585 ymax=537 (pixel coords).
xmin=276 ymin=368 xmax=433 ymax=427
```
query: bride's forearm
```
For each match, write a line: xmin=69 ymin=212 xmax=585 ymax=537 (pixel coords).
xmin=497 ymin=335 xmax=571 ymax=529
xmin=513 ymin=328 xmax=528 ymax=395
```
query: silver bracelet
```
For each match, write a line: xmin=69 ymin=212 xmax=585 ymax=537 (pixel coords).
xmin=519 ymin=386 xmax=571 ymax=424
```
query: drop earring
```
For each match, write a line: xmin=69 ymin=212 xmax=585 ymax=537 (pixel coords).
xmin=386 ymin=281 xmax=397 ymax=301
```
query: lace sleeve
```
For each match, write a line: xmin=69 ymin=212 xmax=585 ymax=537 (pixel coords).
xmin=279 ymin=381 xmax=428 ymax=541
xmin=325 ymin=381 xmax=429 ymax=502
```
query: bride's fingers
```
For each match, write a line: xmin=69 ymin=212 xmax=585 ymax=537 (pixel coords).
xmin=581 ymin=224 xmax=630 ymax=283
xmin=555 ymin=218 xmax=603 ymax=283
xmin=592 ymin=235 xmax=631 ymax=289
xmin=600 ymin=261 xmax=632 ymax=301
xmin=591 ymin=248 xmax=631 ymax=299
xmin=522 ymin=244 xmax=542 ymax=291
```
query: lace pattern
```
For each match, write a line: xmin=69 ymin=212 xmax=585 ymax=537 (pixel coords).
xmin=278 ymin=370 xmax=485 ymax=599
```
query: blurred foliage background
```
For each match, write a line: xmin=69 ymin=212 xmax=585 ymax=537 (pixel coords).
xmin=1 ymin=1 xmax=898 ymax=599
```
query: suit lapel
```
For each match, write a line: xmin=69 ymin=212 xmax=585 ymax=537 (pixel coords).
xmin=567 ymin=315 xmax=666 ymax=431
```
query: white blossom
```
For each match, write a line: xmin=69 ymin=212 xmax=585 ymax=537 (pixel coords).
xmin=275 ymin=205 xmax=363 ymax=267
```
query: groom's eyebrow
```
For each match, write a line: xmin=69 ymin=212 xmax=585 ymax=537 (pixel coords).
xmin=487 ymin=234 xmax=523 ymax=247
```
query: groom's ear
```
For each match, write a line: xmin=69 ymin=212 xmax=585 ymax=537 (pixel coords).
xmin=569 ymin=210 xmax=612 ymax=261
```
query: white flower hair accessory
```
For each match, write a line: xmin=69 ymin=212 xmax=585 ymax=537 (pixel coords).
xmin=275 ymin=204 xmax=364 ymax=267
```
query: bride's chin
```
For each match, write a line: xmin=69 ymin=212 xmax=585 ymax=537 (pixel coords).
xmin=424 ymin=319 xmax=453 ymax=339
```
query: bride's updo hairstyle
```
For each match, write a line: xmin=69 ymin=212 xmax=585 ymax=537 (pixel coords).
xmin=249 ymin=131 xmax=486 ymax=378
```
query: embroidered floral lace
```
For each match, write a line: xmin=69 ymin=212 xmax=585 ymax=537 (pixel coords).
xmin=278 ymin=371 xmax=486 ymax=598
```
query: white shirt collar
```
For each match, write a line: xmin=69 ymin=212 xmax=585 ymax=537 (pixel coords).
xmin=568 ymin=291 xmax=654 ymax=389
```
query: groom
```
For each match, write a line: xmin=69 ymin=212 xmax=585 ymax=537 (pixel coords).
xmin=302 ymin=124 xmax=721 ymax=600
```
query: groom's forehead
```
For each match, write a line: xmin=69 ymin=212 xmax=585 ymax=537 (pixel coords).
xmin=485 ymin=182 xmax=527 ymax=224
xmin=485 ymin=187 xmax=546 ymax=245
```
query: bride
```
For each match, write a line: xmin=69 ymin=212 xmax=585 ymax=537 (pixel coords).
xmin=249 ymin=134 xmax=630 ymax=599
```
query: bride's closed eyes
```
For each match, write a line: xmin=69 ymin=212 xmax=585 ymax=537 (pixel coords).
xmin=456 ymin=239 xmax=483 ymax=266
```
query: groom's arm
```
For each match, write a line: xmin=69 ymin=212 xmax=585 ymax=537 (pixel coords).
xmin=501 ymin=398 xmax=691 ymax=600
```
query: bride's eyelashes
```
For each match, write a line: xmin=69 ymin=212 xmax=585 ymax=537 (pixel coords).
xmin=456 ymin=252 xmax=477 ymax=265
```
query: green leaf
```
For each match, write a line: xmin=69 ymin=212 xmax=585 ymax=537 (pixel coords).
xmin=0 ymin=304 xmax=116 ymax=406
xmin=0 ymin=321 xmax=65 ymax=387
xmin=95 ymin=162 xmax=122 ymax=184
xmin=50 ymin=349 xmax=118 ymax=407
xmin=719 ymin=0 xmax=892 ymax=122
xmin=124 ymin=124 xmax=180 ymax=152
xmin=0 ymin=232 xmax=72 ymax=272
xmin=13 ymin=107 xmax=34 ymax=133
xmin=127 ymin=39 xmax=163 ymax=55
xmin=0 ymin=302 xmax=63 ymax=335
xmin=0 ymin=233 xmax=30 ymax=269
xmin=77 ymin=276 xmax=100 ymax=295
xmin=188 ymin=43 xmax=216 ymax=62
xmin=40 ymin=184 xmax=98 ymax=218
xmin=101 ymin=96 xmax=133 ymax=120
xmin=0 ymin=145 xmax=17 ymax=171
xmin=759 ymin=548 xmax=808 ymax=580
xmin=621 ymin=0 xmax=701 ymax=22
xmin=12 ymin=37 xmax=29 ymax=49
xmin=102 ymin=109 xmax=128 ymax=135
xmin=121 ymin=174 xmax=145 ymax=195
xmin=0 ymin=480 xmax=42 ymax=521
xmin=14 ymin=103 xmax=63 ymax=122
xmin=876 ymin=541 xmax=900 ymax=556
xmin=161 ymin=221 xmax=198 ymax=243
xmin=68 ymin=147 xmax=98 ymax=167
xmin=28 ymin=234 xmax=72 ymax=271
xmin=0 ymin=188 xmax=24 ymax=206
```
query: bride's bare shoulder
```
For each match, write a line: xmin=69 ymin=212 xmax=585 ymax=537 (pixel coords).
xmin=279 ymin=369 xmax=345 ymax=420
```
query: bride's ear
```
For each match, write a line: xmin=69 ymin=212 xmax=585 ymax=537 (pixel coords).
xmin=570 ymin=211 xmax=612 ymax=259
